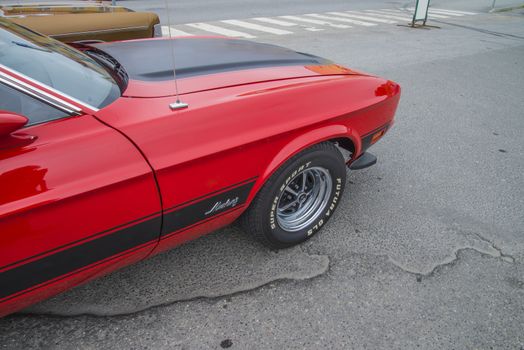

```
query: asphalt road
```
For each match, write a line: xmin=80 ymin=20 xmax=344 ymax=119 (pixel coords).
xmin=111 ymin=0 xmax=523 ymax=23
xmin=1 ymin=0 xmax=524 ymax=349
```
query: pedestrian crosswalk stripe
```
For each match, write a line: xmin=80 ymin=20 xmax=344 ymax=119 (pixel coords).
xmin=366 ymin=10 xmax=413 ymax=19
xmin=380 ymin=8 xmax=451 ymax=19
xmin=221 ymin=19 xmax=293 ymax=35
xmin=305 ymin=13 xmax=376 ymax=27
xmin=186 ymin=22 xmax=255 ymax=38
xmin=279 ymin=15 xmax=351 ymax=29
xmin=302 ymin=27 xmax=325 ymax=32
xmin=426 ymin=13 xmax=451 ymax=18
xmin=423 ymin=8 xmax=478 ymax=15
xmin=327 ymin=11 xmax=397 ymax=24
xmin=252 ymin=17 xmax=298 ymax=27
xmin=161 ymin=26 xmax=193 ymax=37
xmin=161 ymin=8 xmax=480 ymax=39
xmin=361 ymin=10 xmax=412 ymax=21
xmin=427 ymin=9 xmax=464 ymax=16
xmin=253 ymin=17 xmax=323 ymax=31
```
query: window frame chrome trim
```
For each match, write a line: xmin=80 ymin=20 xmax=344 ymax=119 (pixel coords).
xmin=50 ymin=26 xmax=150 ymax=38
xmin=0 ymin=74 xmax=82 ymax=116
xmin=0 ymin=63 xmax=100 ymax=112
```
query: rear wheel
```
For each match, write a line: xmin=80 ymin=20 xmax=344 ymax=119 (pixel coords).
xmin=241 ymin=142 xmax=346 ymax=249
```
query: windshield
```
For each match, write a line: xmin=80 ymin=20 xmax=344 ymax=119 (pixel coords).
xmin=0 ymin=18 xmax=120 ymax=109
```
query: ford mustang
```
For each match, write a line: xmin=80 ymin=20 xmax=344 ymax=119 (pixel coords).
xmin=0 ymin=18 xmax=400 ymax=317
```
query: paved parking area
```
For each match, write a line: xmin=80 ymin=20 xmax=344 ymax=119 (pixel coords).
xmin=1 ymin=1 xmax=523 ymax=349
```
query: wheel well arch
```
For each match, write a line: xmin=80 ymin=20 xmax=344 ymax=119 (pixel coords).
xmin=243 ymin=130 xmax=356 ymax=218
xmin=328 ymin=137 xmax=355 ymax=161
xmin=250 ymin=126 xmax=357 ymax=202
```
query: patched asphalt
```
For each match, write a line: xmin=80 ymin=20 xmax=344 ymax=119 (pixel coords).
xmin=22 ymin=226 xmax=329 ymax=316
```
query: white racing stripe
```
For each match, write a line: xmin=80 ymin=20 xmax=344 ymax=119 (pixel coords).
xmin=221 ymin=19 xmax=293 ymax=35
xmin=327 ymin=11 xmax=397 ymax=24
xmin=279 ymin=15 xmax=351 ymax=28
xmin=360 ymin=10 xmax=412 ymax=21
xmin=186 ymin=23 xmax=255 ymax=38
xmin=161 ymin=26 xmax=193 ymax=37
xmin=305 ymin=13 xmax=376 ymax=26
xmin=252 ymin=17 xmax=298 ymax=27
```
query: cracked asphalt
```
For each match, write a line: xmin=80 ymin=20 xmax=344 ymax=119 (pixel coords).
xmin=1 ymin=1 xmax=523 ymax=349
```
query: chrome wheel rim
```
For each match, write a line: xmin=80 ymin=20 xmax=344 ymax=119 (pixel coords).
xmin=276 ymin=166 xmax=332 ymax=232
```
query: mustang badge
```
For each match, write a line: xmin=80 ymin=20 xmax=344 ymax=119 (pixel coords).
xmin=204 ymin=197 xmax=239 ymax=215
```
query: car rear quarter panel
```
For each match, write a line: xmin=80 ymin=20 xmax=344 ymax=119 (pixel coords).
xmin=96 ymin=73 xmax=399 ymax=253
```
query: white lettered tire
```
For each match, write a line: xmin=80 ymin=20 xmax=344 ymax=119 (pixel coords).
xmin=241 ymin=142 xmax=346 ymax=249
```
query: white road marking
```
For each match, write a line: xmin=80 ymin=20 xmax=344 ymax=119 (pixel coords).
xmin=426 ymin=13 xmax=451 ymax=18
xmin=185 ymin=23 xmax=256 ymax=38
xmin=428 ymin=9 xmax=464 ymax=16
xmin=377 ymin=9 xmax=419 ymax=17
xmin=252 ymin=17 xmax=298 ymax=27
xmin=327 ymin=11 xmax=397 ymax=24
xmin=252 ymin=17 xmax=323 ymax=31
xmin=360 ymin=10 xmax=412 ymax=21
xmin=161 ymin=26 xmax=193 ymax=37
xmin=221 ymin=19 xmax=293 ymax=35
xmin=425 ymin=8 xmax=478 ymax=15
xmin=279 ymin=15 xmax=352 ymax=29
xmin=305 ymin=13 xmax=376 ymax=26
xmin=304 ymin=27 xmax=325 ymax=32
xmin=380 ymin=8 xmax=451 ymax=19
xmin=163 ymin=8 xmax=476 ymax=39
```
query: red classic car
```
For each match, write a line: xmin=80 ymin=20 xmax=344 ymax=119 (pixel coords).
xmin=0 ymin=18 xmax=400 ymax=317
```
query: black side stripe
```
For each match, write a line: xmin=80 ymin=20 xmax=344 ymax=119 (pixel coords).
xmin=162 ymin=180 xmax=255 ymax=235
xmin=0 ymin=179 xmax=256 ymax=302
xmin=0 ymin=216 xmax=161 ymax=301
xmin=0 ymin=211 xmax=162 ymax=272
xmin=0 ymin=232 xmax=158 ymax=304
xmin=163 ymin=176 xmax=258 ymax=213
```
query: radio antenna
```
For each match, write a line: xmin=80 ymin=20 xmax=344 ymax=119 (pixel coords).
xmin=164 ymin=0 xmax=188 ymax=110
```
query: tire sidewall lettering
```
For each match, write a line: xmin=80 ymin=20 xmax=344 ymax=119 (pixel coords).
xmin=269 ymin=157 xmax=343 ymax=236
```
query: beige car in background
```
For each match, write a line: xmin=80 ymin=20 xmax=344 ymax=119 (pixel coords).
xmin=0 ymin=2 xmax=160 ymax=42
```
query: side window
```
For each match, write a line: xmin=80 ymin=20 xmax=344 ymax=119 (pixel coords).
xmin=0 ymin=82 xmax=70 ymax=125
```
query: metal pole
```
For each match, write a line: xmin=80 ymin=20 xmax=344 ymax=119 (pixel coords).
xmin=491 ymin=0 xmax=496 ymax=9
xmin=112 ymin=0 xmax=116 ymax=6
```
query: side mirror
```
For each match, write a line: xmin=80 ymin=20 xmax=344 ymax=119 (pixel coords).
xmin=0 ymin=111 xmax=35 ymax=150
xmin=0 ymin=111 xmax=28 ymax=138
